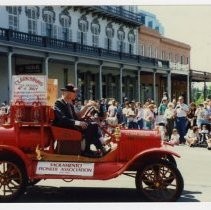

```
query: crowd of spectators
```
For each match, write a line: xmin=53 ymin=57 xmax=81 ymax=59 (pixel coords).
xmin=1 ymin=95 xmax=211 ymax=149
xmin=74 ymin=95 xmax=211 ymax=150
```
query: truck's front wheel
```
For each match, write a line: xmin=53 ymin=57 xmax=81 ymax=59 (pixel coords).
xmin=0 ymin=157 xmax=27 ymax=202
xmin=135 ymin=159 xmax=184 ymax=202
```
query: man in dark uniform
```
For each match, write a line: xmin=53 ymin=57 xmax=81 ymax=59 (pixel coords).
xmin=52 ymin=83 xmax=110 ymax=157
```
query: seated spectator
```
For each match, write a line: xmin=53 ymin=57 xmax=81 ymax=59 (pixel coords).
xmin=184 ymin=126 xmax=200 ymax=147
xmin=169 ymin=128 xmax=180 ymax=146
xmin=206 ymin=132 xmax=211 ymax=150
xmin=199 ymin=124 xmax=209 ymax=144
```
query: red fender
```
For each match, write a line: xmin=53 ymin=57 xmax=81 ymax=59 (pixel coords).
xmin=89 ymin=148 xmax=181 ymax=180
xmin=114 ymin=148 xmax=181 ymax=175
xmin=0 ymin=145 xmax=33 ymax=176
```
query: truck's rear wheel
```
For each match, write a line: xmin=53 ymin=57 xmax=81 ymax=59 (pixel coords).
xmin=0 ymin=157 xmax=27 ymax=202
xmin=135 ymin=159 xmax=184 ymax=202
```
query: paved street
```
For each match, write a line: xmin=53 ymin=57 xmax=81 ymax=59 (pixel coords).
xmin=16 ymin=144 xmax=211 ymax=203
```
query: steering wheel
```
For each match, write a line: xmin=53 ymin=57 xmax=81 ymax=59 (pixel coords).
xmin=81 ymin=106 xmax=96 ymax=120
xmin=81 ymin=106 xmax=120 ymax=142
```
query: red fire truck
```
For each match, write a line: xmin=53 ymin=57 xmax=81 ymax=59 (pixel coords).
xmin=0 ymin=100 xmax=184 ymax=202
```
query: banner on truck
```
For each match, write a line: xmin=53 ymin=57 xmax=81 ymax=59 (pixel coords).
xmin=12 ymin=75 xmax=47 ymax=105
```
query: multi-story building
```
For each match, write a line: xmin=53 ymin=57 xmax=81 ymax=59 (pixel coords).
xmin=0 ymin=5 xmax=171 ymax=105
xmin=138 ymin=25 xmax=190 ymax=102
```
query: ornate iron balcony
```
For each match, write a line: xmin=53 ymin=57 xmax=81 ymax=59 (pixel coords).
xmin=0 ymin=27 xmax=169 ymax=69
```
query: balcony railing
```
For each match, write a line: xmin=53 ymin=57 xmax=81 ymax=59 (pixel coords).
xmin=0 ymin=27 xmax=169 ymax=69
xmin=92 ymin=6 xmax=142 ymax=26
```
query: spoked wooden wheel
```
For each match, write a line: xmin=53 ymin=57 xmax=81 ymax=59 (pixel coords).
xmin=0 ymin=159 xmax=27 ymax=202
xmin=135 ymin=159 xmax=184 ymax=202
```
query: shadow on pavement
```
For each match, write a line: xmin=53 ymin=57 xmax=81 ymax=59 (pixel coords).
xmin=16 ymin=185 xmax=200 ymax=203
xmin=179 ymin=190 xmax=202 ymax=202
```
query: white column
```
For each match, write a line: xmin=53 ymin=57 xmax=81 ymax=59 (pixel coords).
xmin=167 ymin=70 xmax=171 ymax=101
xmin=153 ymin=69 xmax=156 ymax=102
xmin=138 ymin=67 xmax=141 ymax=102
xmin=99 ymin=63 xmax=103 ymax=99
xmin=120 ymin=65 xmax=123 ymax=104
xmin=187 ymin=73 xmax=190 ymax=104
xmin=74 ymin=61 xmax=78 ymax=87
xmin=45 ymin=56 xmax=49 ymax=78
xmin=8 ymin=51 xmax=13 ymax=102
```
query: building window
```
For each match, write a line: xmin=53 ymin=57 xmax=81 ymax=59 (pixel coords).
xmin=139 ymin=44 xmax=144 ymax=56
xmin=105 ymin=23 xmax=114 ymax=50
xmin=181 ymin=55 xmax=184 ymax=64
xmin=187 ymin=57 xmax=189 ymax=64
xmin=155 ymin=47 xmax=158 ymax=58
xmin=25 ymin=6 xmax=39 ymax=34
xmin=128 ymin=29 xmax=135 ymax=54
xmin=149 ymin=45 xmax=152 ymax=57
xmin=117 ymin=26 xmax=125 ymax=52
xmin=78 ymin=15 xmax=89 ymax=32
xmin=162 ymin=51 xmax=165 ymax=60
xmin=92 ymin=35 xmax=99 ymax=47
xmin=77 ymin=15 xmax=88 ymax=45
xmin=129 ymin=6 xmax=135 ymax=13
xmin=59 ymin=10 xmax=72 ymax=41
xmin=91 ymin=18 xmax=100 ymax=47
xmin=175 ymin=54 xmax=178 ymax=63
xmin=148 ymin=21 xmax=153 ymax=28
xmin=169 ymin=52 xmax=172 ymax=61
xmin=41 ymin=7 xmax=56 ymax=38
xmin=6 ymin=6 xmax=21 ymax=30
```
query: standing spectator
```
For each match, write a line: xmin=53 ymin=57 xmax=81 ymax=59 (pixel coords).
xmin=127 ymin=101 xmax=138 ymax=129
xmin=164 ymin=102 xmax=176 ymax=140
xmin=195 ymin=103 xmax=207 ymax=128
xmin=135 ymin=102 xmax=144 ymax=129
xmin=98 ymin=98 xmax=107 ymax=120
xmin=106 ymin=99 xmax=118 ymax=130
xmin=186 ymin=102 xmax=197 ymax=130
xmin=144 ymin=103 xmax=156 ymax=130
xmin=157 ymin=96 xmax=168 ymax=124
xmin=116 ymin=101 xmax=123 ymax=124
xmin=122 ymin=101 xmax=130 ymax=128
xmin=175 ymin=96 xmax=189 ymax=144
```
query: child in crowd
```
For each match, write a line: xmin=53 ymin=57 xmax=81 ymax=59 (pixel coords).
xmin=157 ymin=122 xmax=168 ymax=142
xmin=206 ymin=132 xmax=211 ymax=150
xmin=199 ymin=124 xmax=209 ymax=144
xmin=169 ymin=128 xmax=180 ymax=145
xmin=184 ymin=126 xmax=200 ymax=147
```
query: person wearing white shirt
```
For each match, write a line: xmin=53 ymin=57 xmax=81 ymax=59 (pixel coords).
xmin=175 ymin=96 xmax=189 ymax=144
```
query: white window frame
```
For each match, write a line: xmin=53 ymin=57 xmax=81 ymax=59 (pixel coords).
xmin=149 ymin=45 xmax=152 ymax=58
xmin=27 ymin=7 xmax=38 ymax=34
xmin=106 ymin=28 xmax=113 ymax=39
xmin=77 ymin=31 xmax=87 ymax=45
xmin=104 ymin=38 xmax=113 ymax=50
xmin=92 ymin=35 xmax=99 ymax=47
xmin=8 ymin=7 xmax=19 ymax=30
xmin=139 ymin=44 xmax=144 ymax=56
xmin=155 ymin=47 xmax=158 ymax=58
xmin=43 ymin=10 xmax=54 ymax=38
xmin=117 ymin=41 xmax=125 ymax=52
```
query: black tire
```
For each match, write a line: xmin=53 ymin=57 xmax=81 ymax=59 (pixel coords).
xmin=0 ymin=155 xmax=27 ymax=202
xmin=28 ymin=179 xmax=41 ymax=186
xmin=135 ymin=159 xmax=184 ymax=202
xmin=162 ymin=154 xmax=177 ymax=167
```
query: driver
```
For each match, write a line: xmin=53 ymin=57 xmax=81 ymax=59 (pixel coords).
xmin=52 ymin=83 xmax=111 ymax=158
